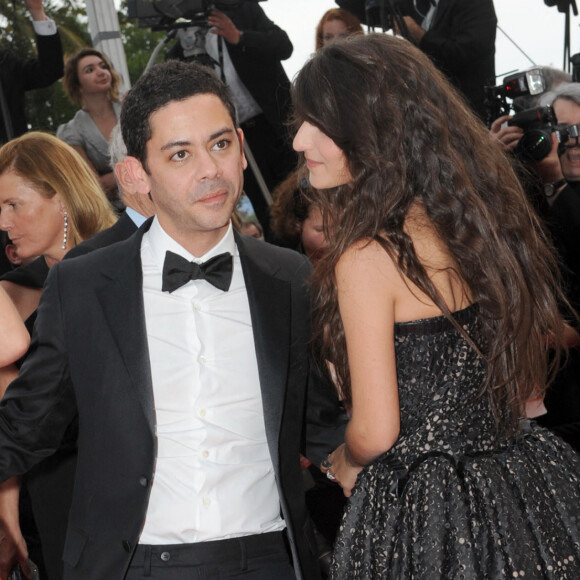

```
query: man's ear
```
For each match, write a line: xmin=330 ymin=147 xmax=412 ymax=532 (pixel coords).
xmin=114 ymin=162 xmax=135 ymax=196
xmin=124 ymin=156 xmax=151 ymax=196
xmin=237 ymin=128 xmax=248 ymax=171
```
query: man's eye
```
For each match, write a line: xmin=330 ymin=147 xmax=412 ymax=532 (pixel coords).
xmin=171 ymin=151 xmax=189 ymax=161
xmin=213 ymin=139 xmax=230 ymax=151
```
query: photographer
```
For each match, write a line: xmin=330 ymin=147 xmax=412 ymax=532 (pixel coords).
xmin=337 ymin=0 xmax=497 ymax=119
xmin=491 ymin=81 xmax=580 ymax=450
xmin=539 ymin=84 xmax=580 ymax=302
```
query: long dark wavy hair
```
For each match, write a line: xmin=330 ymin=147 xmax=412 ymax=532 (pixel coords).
xmin=292 ymin=34 xmax=568 ymax=435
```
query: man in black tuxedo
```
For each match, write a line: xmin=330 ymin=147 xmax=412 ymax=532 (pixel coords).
xmin=0 ymin=0 xmax=64 ymax=143
xmin=0 ymin=60 xmax=345 ymax=579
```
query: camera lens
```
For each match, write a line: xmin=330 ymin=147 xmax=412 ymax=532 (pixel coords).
xmin=516 ymin=130 xmax=553 ymax=162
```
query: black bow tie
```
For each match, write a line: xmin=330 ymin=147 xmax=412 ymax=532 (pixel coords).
xmin=162 ymin=250 xmax=233 ymax=293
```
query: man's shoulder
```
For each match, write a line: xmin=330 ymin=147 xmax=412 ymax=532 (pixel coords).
xmin=56 ymin=232 xmax=137 ymax=280
xmin=238 ymin=234 xmax=311 ymax=281
xmin=65 ymin=214 xmax=137 ymax=259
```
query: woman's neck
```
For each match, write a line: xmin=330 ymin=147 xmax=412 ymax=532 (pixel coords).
xmin=43 ymin=249 xmax=66 ymax=268
xmin=81 ymin=93 xmax=114 ymax=118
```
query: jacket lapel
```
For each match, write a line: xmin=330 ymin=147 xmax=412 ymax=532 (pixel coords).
xmin=94 ymin=219 xmax=155 ymax=431
xmin=236 ymin=232 xmax=291 ymax=466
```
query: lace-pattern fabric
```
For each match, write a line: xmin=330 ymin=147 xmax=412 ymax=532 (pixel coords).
xmin=331 ymin=305 xmax=580 ymax=579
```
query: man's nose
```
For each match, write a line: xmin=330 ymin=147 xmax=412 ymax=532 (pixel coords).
xmin=196 ymin=151 xmax=220 ymax=180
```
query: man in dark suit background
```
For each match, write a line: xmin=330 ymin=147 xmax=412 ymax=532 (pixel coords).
xmin=337 ymin=0 xmax=497 ymax=120
xmin=0 ymin=59 xmax=345 ymax=579
xmin=0 ymin=0 xmax=64 ymax=143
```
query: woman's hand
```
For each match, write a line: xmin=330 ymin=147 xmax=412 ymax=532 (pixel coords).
xmin=320 ymin=443 xmax=363 ymax=498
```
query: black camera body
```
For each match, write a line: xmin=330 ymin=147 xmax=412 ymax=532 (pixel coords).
xmin=508 ymin=105 xmax=558 ymax=162
xmin=128 ymin=0 xmax=262 ymax=29
xmin=484 ymin=67 xmax=547 ymax=128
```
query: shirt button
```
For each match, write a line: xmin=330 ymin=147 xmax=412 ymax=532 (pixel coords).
xmin=199 ymin=355 xmax=207 ymax=364
xmin=193 ymin=301 xmax=201 ymax=311
xmin=160 ymin=551 xmax=171 ymax=562
xmin=203 ymin=497 xmax=211 ymax=507
xmin=202 ymin=450 xmax=209 ymax=458
xmin=200 ymin=409 xmax=206 ymax=417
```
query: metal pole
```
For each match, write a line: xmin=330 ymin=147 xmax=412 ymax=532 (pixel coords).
xmin=243 ymin=141 xmax=273 ymax=206
xmin=85 ymin=0 xmax=131 ymax=94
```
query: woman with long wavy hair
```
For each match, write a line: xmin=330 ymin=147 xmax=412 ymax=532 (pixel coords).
xmin=293 ymin=33 xmax=580 ymax=578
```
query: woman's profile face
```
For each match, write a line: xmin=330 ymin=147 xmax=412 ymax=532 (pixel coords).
xmin=77 ymin=54 xmax=112 ymax=95
xmin=293 ymin=121 xmax=351 ymax=189
xmin=321 ymin=19 xmax=349 ymax=46
xmin=0 ymin=171 xmax=64 ymax=262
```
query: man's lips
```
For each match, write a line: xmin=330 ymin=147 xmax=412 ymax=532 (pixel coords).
xmin=197 ymin=189 xmax=228 ymax=204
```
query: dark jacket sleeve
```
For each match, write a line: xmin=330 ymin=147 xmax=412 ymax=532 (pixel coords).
xmin=293 ymin=254 xmax=347 ymax=467
xmin=20 ymin=30 xmax=64 ymax=91
xmin=0 ymin=29 xmax=64 ymax=138
xmin=228 ymin=3 xmax=293 ymax=62
xmin=0 ymin=264 xmax=76 ymax=480
xmin=304 ymin=361 xmax=348 ymax=467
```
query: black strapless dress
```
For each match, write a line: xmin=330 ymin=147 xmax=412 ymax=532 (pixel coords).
xmin=331 ymin=305 xmax=580 ymax=579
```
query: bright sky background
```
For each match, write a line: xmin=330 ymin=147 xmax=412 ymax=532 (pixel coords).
xmin=110 ymin=1 xmax=580 ymax=86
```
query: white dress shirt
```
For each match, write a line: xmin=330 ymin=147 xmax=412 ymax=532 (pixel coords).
xmin=139 ymin=218 xmax=285 ymax=544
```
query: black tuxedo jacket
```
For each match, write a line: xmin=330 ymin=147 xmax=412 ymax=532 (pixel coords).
xmin=0 ymin=220 xmax=345 ymax=579
xmin=65 ymin=210 xmax=139 ymax=259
